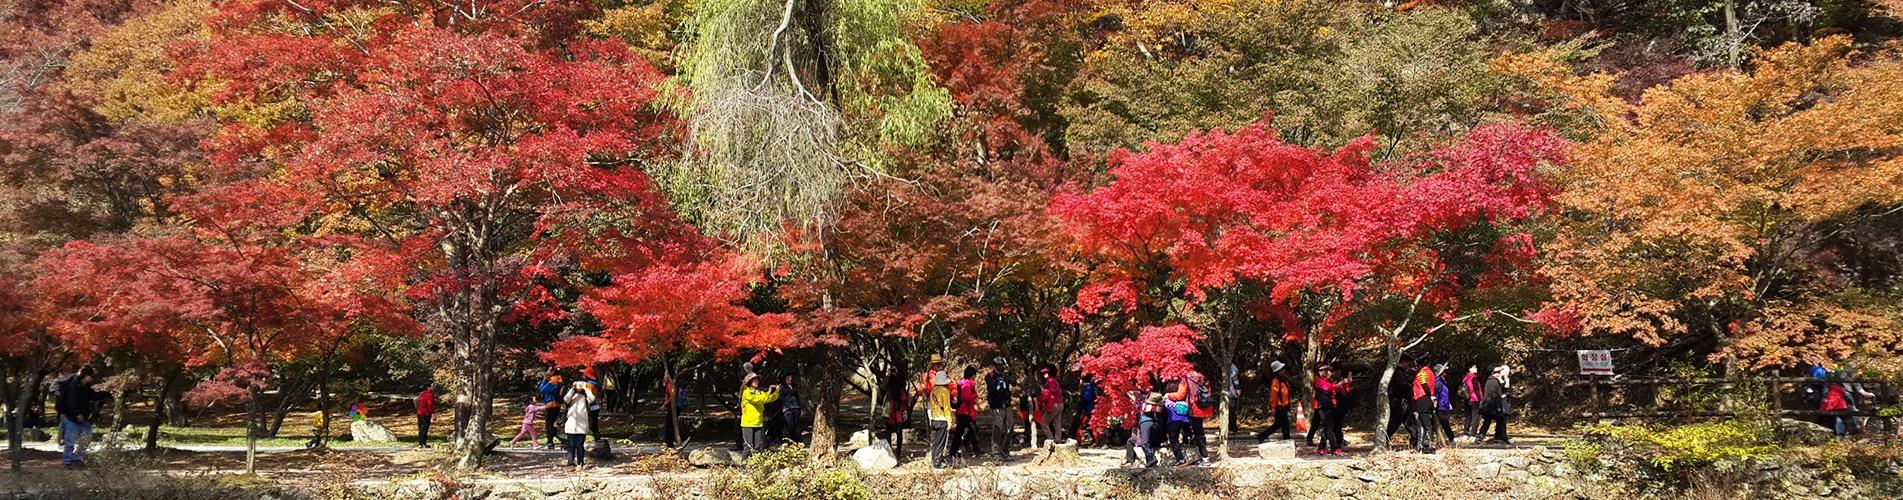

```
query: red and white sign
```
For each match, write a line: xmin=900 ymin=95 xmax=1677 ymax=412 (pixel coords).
xmin=1577 ymin=350 xmax=1614 ymax=375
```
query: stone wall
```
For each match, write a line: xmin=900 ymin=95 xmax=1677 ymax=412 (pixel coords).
xmin=335 ymin=447 xmax=1903 ymax=500
xmin=11 ymin=447 xmax=1903 ymax=499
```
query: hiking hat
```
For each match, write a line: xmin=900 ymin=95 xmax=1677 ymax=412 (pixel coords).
xmin=1270 ymin=361 xmax=1286 ymax=373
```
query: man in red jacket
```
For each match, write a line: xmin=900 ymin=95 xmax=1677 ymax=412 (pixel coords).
xmin=417 ymin=384 xmax=437 ymax=448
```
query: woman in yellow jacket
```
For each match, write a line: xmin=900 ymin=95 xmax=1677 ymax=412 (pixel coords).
xmin=739 ymin=374 xmax=781 ymax=458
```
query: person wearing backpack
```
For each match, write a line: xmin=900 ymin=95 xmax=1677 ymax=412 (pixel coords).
xmin=1177 ymin=374 xmax=1215 ymax=464
xmin=1122 ymin=391 xmax=1164 ymax=468
xmin=1076 ymin=374 xmax=1099 ymax=446
xmin=1163 ymin=382 xmax=1192 ymax=466
xmin=1822 ymin=372 xmax=1852 ymax=437
xmin=1036 ymin=365 xmax=1066 ymax=447
xmin=53 ymin=366 xmax=107 ymax=468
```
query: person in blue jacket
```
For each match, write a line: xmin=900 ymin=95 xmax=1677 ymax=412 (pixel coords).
xmin=1433 ymin=364 xmax=1457 ymax=447
xmin=539 ymin=368 xmax=564 ymax=449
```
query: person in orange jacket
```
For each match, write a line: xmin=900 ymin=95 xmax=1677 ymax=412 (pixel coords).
xmin=1256 ymin=361 xmax=1292 ymax=442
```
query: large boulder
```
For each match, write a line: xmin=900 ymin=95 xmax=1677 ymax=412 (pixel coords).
xmin=852 ymin=442 xmax=898 ymax=470
xmin=1257 ymin=441 xmax=1297 ymax=459
xmin=589 ymin=438 xmax=614 ymax=459
xmin=1777 ymin=418 xmax=1837 ymax=446
xmin=688 ymin=447 xmax=737 ymax=467
xmin=350 ymin=419 xmax=398 ymax=443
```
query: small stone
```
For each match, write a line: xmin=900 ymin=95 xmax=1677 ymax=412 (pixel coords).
xmin=1551 ymin=464 xmax=1574 ymax=477
xmin=1482 ymin=455 xmax=1501 ymax=464
xmin=1346 ymin=459 xmax=1369 ymax=471
xmin=1322 ymin=464 xmax=1348 ymax=479
xmin=1504 ymin=470 xmax=1531 ymax=482
xmin=1501 ymin=456 xmax=1531 ymax=469
xmin=1355 ymin=472 xmax=1384 ymax=483
xmin=1473 ymin=462 xmax=1502 ymax=479
xmin=1257 ymin=441 xmax=1297 ymax=459
xmin=1758 ymin=461 xmax=1782 ymax=471
xmin=1529 ymin=464 xmax=1547 ymax=476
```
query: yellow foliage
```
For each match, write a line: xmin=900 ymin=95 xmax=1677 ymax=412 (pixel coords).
xmin=587 ymin=0 xmax=686 ymax=70
xmin=62 ymin=0 xmax=216 ymax=123
xmin=1527 ymin=36 xmax=1903 ymax=367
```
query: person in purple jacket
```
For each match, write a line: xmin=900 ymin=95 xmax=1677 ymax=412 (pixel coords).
xmin=1433 ymin=364 xmax=1457 ymax=447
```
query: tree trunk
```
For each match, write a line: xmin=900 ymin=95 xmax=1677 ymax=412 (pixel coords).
xmin=164 ymin=390 xmax=187 ymax=427
xmin=110 ymin=384 xmax=127 ymax=431
xmin=1217 ymin=350 xmax=1236 ymax=459
xmin=9 ymin=368 xmax=47 ymax=472
xmin=662 ymin=353 xmax=680 ymax=447
xmin=810 ymin=368 xmax=843 ymax=462
xmin=1372 ymin=336 xmax=1400 ymax=452
xmin=1299 ymin=326 xmax=1320 ymax=425
xmin=145 ymin=371 xmax=175 ymax=456
xmin=317 ymin=357 xmax=332 ymax=451
xmin=1723 ymin=0 xmax=1741 ymax=68
xmin=245 ymin=386 xmax=262 ymax=474
xmin=447 ymin=309 xmax=498 ymax=469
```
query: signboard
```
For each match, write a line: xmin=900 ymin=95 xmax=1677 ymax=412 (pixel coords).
xmin=1577 ymin=350 xmax=1614 ymax=376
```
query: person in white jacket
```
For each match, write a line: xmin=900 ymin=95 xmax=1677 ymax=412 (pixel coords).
xmin=563 ymin=381 xmax=597 ymax=470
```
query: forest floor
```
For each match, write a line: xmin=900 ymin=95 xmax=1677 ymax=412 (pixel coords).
xmin=1 ymin=393 xmax=1575 ymax=490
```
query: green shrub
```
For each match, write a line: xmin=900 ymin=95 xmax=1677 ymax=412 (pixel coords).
xmin=1582 ymin=419 xmax=1777 ymax=470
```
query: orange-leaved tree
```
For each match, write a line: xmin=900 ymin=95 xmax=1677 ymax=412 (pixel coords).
xmin=1500 ymin=36 xmax=1903 ymax=369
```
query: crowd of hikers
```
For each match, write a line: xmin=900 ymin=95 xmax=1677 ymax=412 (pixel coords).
xmin=27 ymin=354 xmax=1886 ymax=471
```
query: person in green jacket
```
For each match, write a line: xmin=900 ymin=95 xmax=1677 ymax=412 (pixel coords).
xmin=739 ymin=373 xmax=782 ymax=459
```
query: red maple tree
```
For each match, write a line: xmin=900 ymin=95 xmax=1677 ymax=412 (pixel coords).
xmin=187 ymin=0 xmax=700 ymax=466
xmin=1054 ymin=117 xmax=1562 ymax=451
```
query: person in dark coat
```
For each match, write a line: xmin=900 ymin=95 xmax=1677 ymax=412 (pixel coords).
xmin=54 ymin=366 xmax=108 ymax=468
xmin=1478 ymin=366 xmax=1511 ymax=444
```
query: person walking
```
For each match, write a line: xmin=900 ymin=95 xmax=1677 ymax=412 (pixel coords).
xmin=953 ymin=366 xmax=981 ymax=458
xmin=1822 ymin=372 xmax=1852 ymax=437
xmin=1479 ymin=365 xmax=1512 ymax=444
xmin=881 ymin=368 xmax=911 ymax=458
xmin=1077 ymin=374 xmax=1099 ymax=445
xmin=779 ymin=372 xmax=804 ymax=444
xmin=1163 ymin=383 xmax=1191 ymax=466
xmin=563 ymin=380 xmax=596 ymax=470
xmin=1036 ymin=366 xmax=1066 ymax=447
xmin=1384 ymin=359 xmax=1415 ymax=449
xmin=54 ymin=366 xmax=106 ymax=469
xmin=738 ymin=373 xmax=781 ymax=459
xmin=539 ymin=370 xmax=564 ymax=449
xmin=415 ymin=384 xmax=436 ymax=448
xmin=1313 ymin=364 xmax=1352 ymax=456
xmin=1409 ymin=361 xmax=1438 ymax=454
xmin=919 ymin=355 xmax=956 ymax=469
xmin=1433 ymin=364 xmax=1457 ymax=447
xmin=984 ymin=358 xmax=1016 ymax=459
xmin=508 ymin=396 xmax=543 ymax=447
xmin=1176 ymin=374 xmax=1214 ymax=464
xmin=1461 ymin=365 xmax=1483 ymax=439
xmin=582 ymin=367 xmax=603 ymax=444
xmin=1257 ymin=361 xmax=1292 ymax=443
xmin=1122 ymin=391 xmax=1162 ymax=468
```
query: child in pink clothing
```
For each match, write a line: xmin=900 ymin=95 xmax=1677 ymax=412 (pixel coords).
xmin=508 ymin=396 xmax=543 ymax=447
